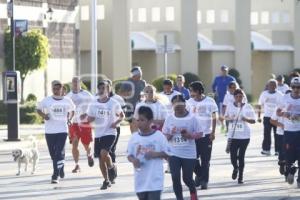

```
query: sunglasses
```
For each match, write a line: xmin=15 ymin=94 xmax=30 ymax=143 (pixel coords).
xmin=291 ymin=86 xmax=300 ymax=89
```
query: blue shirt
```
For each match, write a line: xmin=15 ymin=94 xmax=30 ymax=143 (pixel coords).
xmin=173 ymin=86 xmax=190 ymax=100
xmin=212 ymin=75 xmax=236 ymax=103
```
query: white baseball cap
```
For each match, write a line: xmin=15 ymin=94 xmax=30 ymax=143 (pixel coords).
xmin=291 ymin=77 xmax=300 ymax=86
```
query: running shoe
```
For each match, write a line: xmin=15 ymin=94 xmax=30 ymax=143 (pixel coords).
xmin=232 ymin=168 xmax=238 ymax=180
xmin=59 ymin=166 xmax=65 ymax=179
xmin=51 ymin=175 xmax=59 ymax=184
xmin=287 ymin=173 xmax=294 ymax=185
xmin=72 ymin=165 xmax=81 ymax=173
xmin=88 ymin=156 xmax=94 ymax=167
xmin=194 ymin=176 xmax=202 ymax=187
xmin=261 ymin=150 xmax=271 ymax=156
xmin=201 ymin=182 xmax=208 ymax=190
xmin=279 ymin=164 xmax=285 ymax=175
xmin=100 ymin=180 xmax=111 ymax=190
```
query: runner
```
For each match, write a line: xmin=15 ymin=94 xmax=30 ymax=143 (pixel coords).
xmin=133 ymin=85 xmax=167 ymax=131
xmin=277 ymin=77 xmax=300 ymax=188
xmin=162 ymin=94 xmax=203 ymax=200
xmin=257 ymin=79 xmax=283 ymax=156
xmin=66 ymin=77 xmax=94 ymax=173
xmin=120 ymin=66 xmax=146 ymax=132
xmin=87 ymin=81 xmax=124 ymax=189
xmin=127 ymin=106 xmax=170 ymax=200
xmin=174 ymin=75 xmax=190 ymax=100
xmin=224 ymin=89 xmax=256 ymax=184
xmin=37 ymin=80 xmax=75 ymax=184
xmin=276 ymin=75 xmax=290 ymax=94
xmin=160 ymin=79 xmax=181 ymax=117
xmin=187 ymin=81 xmax=218 ymax=190
xmin=106 ymin=79 xmax=126 ymax=164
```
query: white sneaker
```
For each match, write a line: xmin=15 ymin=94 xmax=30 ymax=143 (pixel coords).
xmin=261 ymin=150 xmax=271 ymax=156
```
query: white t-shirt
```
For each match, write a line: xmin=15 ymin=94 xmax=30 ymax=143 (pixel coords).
xmin=134 ymin=101 xmax=167 ymax=121
xmin=127 ymin=130 xmax=170 ymax=193
xmin=66 ymin=90 xmax=93 ymax=123
xmin=277 ymin=84 xmax=290 ymax=95
xmin=224 ymin=103 xmax=256 ymax=139
xmin=258 ymin=90 xmax=283 ymax=117
xmin=87 ymin=98 xmax=123 ymax=138
xmin=271 ymin=110 xmax=284 ymax=135
xmin=223 ymin=92 xmax=248 ymax=107
xmin=186 ymin=96 xmax=218 ymax=135
xmin=160 ymin=90 xmax=181 ymax=114
xmin=37 ymin=96 xmax=75 ymax=134
xmin=278 ymin=93 xmax=300 ymax=132
xmin=162 ymin=112 xmax=202 ymax=159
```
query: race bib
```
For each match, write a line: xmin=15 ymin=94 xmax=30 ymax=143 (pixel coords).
xmin=51 ymin=106 xmax=66 ymax=117
xmin=96 ymin=108 xmax=110 ymax=118
xmin=230 ymin=122 xmax=244 ymax=132
xmin=172 ymin=134 xmax=188 ymax=146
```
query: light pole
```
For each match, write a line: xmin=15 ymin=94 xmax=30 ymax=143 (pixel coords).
xmin=42 ymin=4 xmax=53 ymax=97
xmin=90 ymin=0 xmax=98 ymax=94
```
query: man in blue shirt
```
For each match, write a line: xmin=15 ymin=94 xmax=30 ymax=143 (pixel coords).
xmin=212 ymin=65 xmax=236 ymax=112
xmin=173 ymin=75 xmax=190 ymax=100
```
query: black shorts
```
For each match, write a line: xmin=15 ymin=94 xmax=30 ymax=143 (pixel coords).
xmin=94 ymin=135 xmax=116 ymax=158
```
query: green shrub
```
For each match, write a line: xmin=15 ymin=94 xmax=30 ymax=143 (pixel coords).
xmin=229 ymin=68 xmax=242 ymax=87
xmin=152 ymin=74 xmax=177 ymax=92
xmin=26 ymin=93 xmax=37 ymax=102
xmin=182 ymin=72 xmax=201 ymax=88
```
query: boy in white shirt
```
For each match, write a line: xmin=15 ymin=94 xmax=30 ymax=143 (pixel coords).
xmin=37 ymin=80 xmax=75 ymax=184
xmin=128 ymin=106 xmax=169 ymax=200
xmin=258 ymin=79 xmax=283 ymax=156
xmin=87 ymin=81 xmax=124 ymax=189
xmin=187 ymin=81 xmax=218 ymax=190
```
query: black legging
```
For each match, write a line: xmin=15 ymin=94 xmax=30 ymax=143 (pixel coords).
xmin=169 ymin=156 xmax=196 ymax=200
xmin=230 ymin=139 xmax=250 ymax=172
xmin=109 ymin=127 xmax=120 ymax=163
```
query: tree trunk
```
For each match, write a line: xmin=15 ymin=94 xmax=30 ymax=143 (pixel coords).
xmin=21 ymin=77 xmax=25 ymax=104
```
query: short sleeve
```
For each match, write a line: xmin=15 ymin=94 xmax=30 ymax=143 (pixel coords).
xmin=87 ymin=103 xmax=95 ymax=117
xmin=127 ymin=135 xmax=136 ymax=156
xmin=161 ymin=117 xmax=170 ymax=135
xmin=243 ymin=104 xmax=256 ymax=120
xmin=210 ymin=99 xmax=219 ymax=113
xmin=37 ymin=99 xmax=45 ymax=111
xmin=258 ymin=92 xmax=265 ymax=106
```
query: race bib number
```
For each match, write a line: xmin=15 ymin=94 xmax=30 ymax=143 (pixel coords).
xmin=96 ymin=109 xmax=110 ymax=118
xmin=51 ymin=106 xmax=66 ymax=117
xmin=230 ymin=122 xmax=244 ymax=132
xmin=172 ymin=135 xmax=188 ymax=146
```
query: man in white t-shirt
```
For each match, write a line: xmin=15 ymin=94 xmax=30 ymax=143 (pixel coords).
xmin=276 ymin=75 xmax=290 ymax=94
xmin=66 ymin=77 xmax=94 ymax=173
xmin=187 ymin=81 xmax=218 ymax=190
xmin=258 ymin=79 xmax=283 ymax=156
xmin=160 ymin=79 xmax=181 ymax=112
xmin=276 ymin=77 xmax=300 ymax=188
xmin=37 ymin=80 xmax=75 ymax=184
xmin=87 ymin=81 xmax=124 ymax=190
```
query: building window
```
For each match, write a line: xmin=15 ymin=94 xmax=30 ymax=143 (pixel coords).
xmin=130 ymin=9 xmax=133 ymax=22
xmin=272 ymin=12 xmax=280 ymax=24
xmin=282 ymin=11 xmax=290 ymax=24
xmin=81 ymin=6 xmax=89 ymax=21
xmin=251 ymin=12 xmax=259 ymax=25
xmin=138 ymin=8 xmax=147 ymax=22
xmin=197 ymin=10 xmax=202 ymax=24
xmin=165 ymin=7 xmax=175 ymax=21
xmin=220 ymin=10 xmax=229 ymax=23
xmin=206 ymin=10 xmax=215 ymax=24
xmin=97 ymin=5 xmax=105 ymax=20
xmin=152 ymin=7 xmax=160 ymax=22
xmin=261 ymin=11 xmax=269 ymax=24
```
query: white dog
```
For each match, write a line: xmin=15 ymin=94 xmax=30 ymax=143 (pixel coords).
xmin=12 ymin=136 xmax=39 ymax=176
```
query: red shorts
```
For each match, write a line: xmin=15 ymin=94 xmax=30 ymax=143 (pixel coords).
xmin=69 ymin=123 xmax=92 ymax=145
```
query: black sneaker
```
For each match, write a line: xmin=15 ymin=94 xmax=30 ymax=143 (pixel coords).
xmin=51 ymin=175 xmax=59 ymax=184
xmin=108 ymin=165 xmax=117 ymax=183
xmin=201 ymin=182 xmax=208 ymax=190
xmin=238 ymin=179 xmax=244 ymax=184
xmin=59 ymin=166 xmax=65 ymax=179
xmin=232 ymin=168 xmax=238 ymax=180
xmin=88 ymin=156 xmax=94 ymax=167
xmin=287 ymin=173 xmax=295 ymax=185
xmin=279 ymin=164 xmax=285 ymax=175
xmin=100 ymin=180 xmax=111 ymax=190
xmin=72 ymin=165 xmax=80 ymax=173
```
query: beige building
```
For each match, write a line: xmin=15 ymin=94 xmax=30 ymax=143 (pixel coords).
xmin=79 ymin=0 xmax=300 ymax=99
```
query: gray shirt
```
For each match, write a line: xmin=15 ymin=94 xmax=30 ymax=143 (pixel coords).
xmin=120 ymin=78 xmax=146 ymax=109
